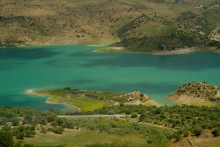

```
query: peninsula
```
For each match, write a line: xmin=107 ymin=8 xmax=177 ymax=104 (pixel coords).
xmin=26 ymin=88 xmax=161 ymax=112
xmin=166 ymin=82 xmax=220 ymax=106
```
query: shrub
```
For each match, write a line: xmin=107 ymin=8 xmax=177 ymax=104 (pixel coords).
xmin=183 ymin=130 xmax=190 ymax=137
xmin=131 ymin=114 xmax=138 ymax=118
xmin=212 ymin=128 xmax=220 ymax=137
xmin=193 ymin=126 xmax=203 ymax=136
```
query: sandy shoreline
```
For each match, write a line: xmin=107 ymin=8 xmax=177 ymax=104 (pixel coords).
xmin=94 ymin=46 xmax=200 ymax=55
xmin=95 ymin=45 xmax=220 ymax=55
xmin=165 ymin=94 xmax=214 ymax=106
xmin=152 ymin=48 xmax=196 ymax=55
xmin=25 ymin=89 xmax=80 ymax=111
xmin=2 ymin=42 xmax=219 ymax=56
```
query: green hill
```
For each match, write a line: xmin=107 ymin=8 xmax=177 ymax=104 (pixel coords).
xmin=0 ymin=0 xmax=220 ymax=52
xmin=166 ymin=82 xmax=220 ymax=106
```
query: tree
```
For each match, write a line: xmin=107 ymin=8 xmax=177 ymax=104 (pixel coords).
xmin=0 ymin=131 xmax=14 ymax=147
xmin=183 ymin=130 xmax=190 ymax=137
xmin=139 ymin=113 xmax=147 ymax=122
xmin=2 ymin=124 xmax=11 ymax=132
xmin=12 ymin=118 xmax=20 ymax=126
xmin=131 ymin=114 xmax=137 ymax=118
xmin=51 ymin=127 xmax=64 ymax=134
xmin=193 ymin=126 xmax=203 ymax=136
xmin=173 ymin=132 xmax=181 ymax=141
xmin=212 ymin=128 xmax=220 ymax=137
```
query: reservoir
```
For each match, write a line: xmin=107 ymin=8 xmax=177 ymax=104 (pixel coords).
xmin=1 ymin=45 xmax=220 ymax=111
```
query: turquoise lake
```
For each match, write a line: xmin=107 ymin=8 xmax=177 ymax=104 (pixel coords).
xmin=1 ymin=45 xmax=220 ymax=111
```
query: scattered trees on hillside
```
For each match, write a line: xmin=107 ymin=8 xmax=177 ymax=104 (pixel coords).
xmin=1 ymin=103 xmax=220 ymax=146
xmin=75 ymin=104 xmax=220 ymax=139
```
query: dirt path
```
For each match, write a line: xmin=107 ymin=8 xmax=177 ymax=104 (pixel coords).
xmin=58 ymin=114 xmax=127 ymax=118
xmin=59 ymin=114 xmax=176 ymax=131
xmin=138 ymin=122 xmax=176 ymax=131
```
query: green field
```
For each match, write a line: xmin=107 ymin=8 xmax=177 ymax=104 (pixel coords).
xmin=50 ymin=96 xmax=106 ymax=111
xmin=24 ymin=129 xmax=148 ymax=147
xmin=191 ymin=137 xmax=220 ymax=147
xmin=35 ymin=88 xmax=121 ymax=111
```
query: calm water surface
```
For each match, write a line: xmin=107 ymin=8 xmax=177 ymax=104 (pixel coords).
xmin=1 ymin=45 xmax=220 ymax=111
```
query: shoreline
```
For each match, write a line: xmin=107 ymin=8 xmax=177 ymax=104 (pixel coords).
xmin=152 ymin=48 xmax=196 ymax=55
xmin=95 ymin=47 xmax=197 ymax=55
xmin=95 ymin=46 xmax=220 ymax=55
xmin=25 ymin=89 xmax=163 ymax=110
xmin=1 ymin=42 xmax=219 ymax=55
xmin=165 ymin=95 xmax=214 ymax=106
xmin=0 ymin=41 xmax=109 ymax=49
xmin=25 ymin=89 xmax=80 ymax=112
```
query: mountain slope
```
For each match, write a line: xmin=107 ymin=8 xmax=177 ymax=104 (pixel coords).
xmin=0 ymin=0 xmax=220 ymax=51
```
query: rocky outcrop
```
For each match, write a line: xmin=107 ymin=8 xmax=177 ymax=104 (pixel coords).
xmin=166 ymin=82 xmax=220 ymax=105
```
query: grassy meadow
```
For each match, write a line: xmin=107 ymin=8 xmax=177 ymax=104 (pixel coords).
xmin=49 ymin=96 xmax=106 ymax=111
xmin=24 ymin=129 xmax=148 ymax=147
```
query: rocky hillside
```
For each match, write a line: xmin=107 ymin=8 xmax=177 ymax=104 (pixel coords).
xmin=118 ymin=90 xmax=160 ymax=106
xmin=0 ymin=0 xmax=220 ymax=51
xmin=166 ymin=82 xmax=220 ymax=106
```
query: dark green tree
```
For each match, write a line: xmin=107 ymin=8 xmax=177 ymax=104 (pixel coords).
xmin=0 ymin=131 xmax=14 ymax=147
xmin=193 ymin=126 xmax=203 ymax=136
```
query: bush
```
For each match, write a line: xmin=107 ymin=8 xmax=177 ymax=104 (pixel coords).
xmin=139 ymin=113 xmax=147 ymax=122
xmin=51 ymin=127 xmax=64 ymax=134
xmin=0 ymin=131 xmax=14 ymax=147
xmin=212 ymin=128 xmax=220 ymax=137
xmin=131 ymin=114 xmax=137 ymax=118
xmin=193 ymin=126 xmax=203 ymax=136
xmin=147 ymin=139 xmax=152 ymax=144
xmin=183 ymin=130 xmax=190 ymax=137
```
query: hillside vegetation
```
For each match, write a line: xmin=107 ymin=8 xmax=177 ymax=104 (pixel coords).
xmin=1 ymin=105 xmax=220 ymax=146
xmin=166 ymin=82 xmax=220 ymax=106
xmin=2 ymin=84 xmax=220 ymax=146
xmin=0 ymin=107 xmax=173 ymax=147
xmin=0 ymin=0 xmax=220 ymax=52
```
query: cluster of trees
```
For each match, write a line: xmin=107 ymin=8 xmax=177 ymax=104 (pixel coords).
xmin=0 ymin=106 xmax=174 ymax=146
xmin=68 ymin=117 xmax=173 ymax=146
xmin=1 ymin=103 xmax=220 ymax=146
xmin=12 ymin=125 xmax=36 ymax=139
xmin=201 ymin=0 xmax=219 ymax=10
xmin=72 ymin=104 xmax=220 ymax=138
xmin=0 ymin=130 xmax=65 ymax=147
xmin=0 ymin=107 xmax=71 ymax=138
xmin=137 ymin=105 xmax=220 ymax=137
xmin=0 ymin=107 xmax=79 ymax=146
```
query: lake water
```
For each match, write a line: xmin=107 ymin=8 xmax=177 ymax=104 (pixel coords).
xmin=1 ymin=45 xmax=220 ymax=111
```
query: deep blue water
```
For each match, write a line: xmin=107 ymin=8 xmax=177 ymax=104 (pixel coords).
xmin=1 ymin=45 xmax=220 ymax=111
